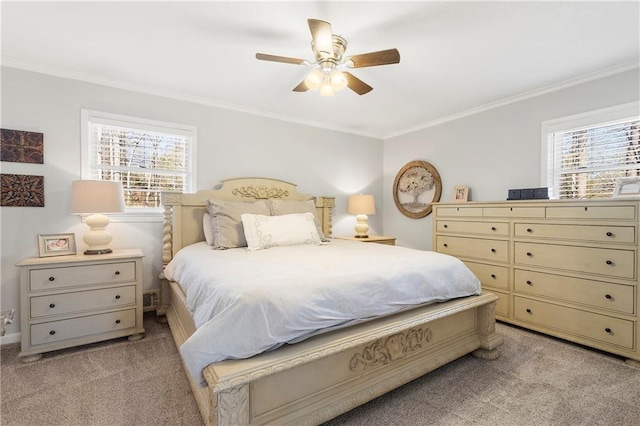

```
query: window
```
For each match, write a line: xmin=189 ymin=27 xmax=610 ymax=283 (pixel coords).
xmin=542 ymin=102 xmax=639 ymax=199
xmin=81 ymin=110 xmax=196 ymax=215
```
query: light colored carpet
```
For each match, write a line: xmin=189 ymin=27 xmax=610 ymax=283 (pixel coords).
xmin=2 ymin=315 xmax=639 ymax=425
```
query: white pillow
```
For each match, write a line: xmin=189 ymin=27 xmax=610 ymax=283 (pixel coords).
xmin=241 ymin=212 xmax=322 ymax=251
xmin=203 ymin=212 xmax=214 ymax=245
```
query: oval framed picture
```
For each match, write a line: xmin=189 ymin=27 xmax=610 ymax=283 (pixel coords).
xmin=393 ymin=160 xmax=442 ymax=218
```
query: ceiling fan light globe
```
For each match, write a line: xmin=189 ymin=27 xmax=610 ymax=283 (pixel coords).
xmin=304 ymin=69 xmax=323 ymax=90
xmin=330 ymin=70 xmax=348 ymax=91
xmin=319 ymin=80 xmax=335 ymax=97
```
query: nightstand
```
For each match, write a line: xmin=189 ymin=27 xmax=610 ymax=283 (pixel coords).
xmin=16 ymin=249 xmax=145 ymax=362
xmin=335 ymin=236 xmax=397 ymax=246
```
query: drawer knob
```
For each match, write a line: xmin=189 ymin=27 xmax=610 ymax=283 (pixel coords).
xmin=115 ymin=271 xmax=121 ymax=276
xmin=526 ymin=228 xmax=533 ymax=233
xmin=605 ymin=327 xmax=612 ymax=333
xmin=605 ymin=294 xmax=612 ymax=299
xmin=526 ymin=280 xmax=532 ymax=285
xmin=491 ymin=227 xmax=496 ymax=231
xmin=48 ymin=277 xmax=55 ymax=282
xmin=115 ymin=295 xmax=121 ymax=300
xmin=443 ymin=243 xmax=448 ymax=248
xmin=526 ymin=308 xmax=532 ymax=314
xmin=606 ymin=232 xmax=613 ymax=237
xmin=115 ymin=319 xmax=121 ymax=324
xmin=49 ymin=330 xmax=55 ymax=335
xmin=491 ymin=248 xmax=496 ymax=253
xmin=444 ymin=224 xmax=448 ymax=228
xmin=606 ymin=260 xmax=613 ymax=265
xmin=49 ymin=303 xmax=55 ymax=308
xmin=490 ymin=274 xmax=496 ymax=279
xmin=526 ymin=252 xmax=533 ymax=257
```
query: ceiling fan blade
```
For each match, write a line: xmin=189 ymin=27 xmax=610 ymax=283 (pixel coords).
xmin=308 ymin=18 xmax=333 ymax=57
xmin=346 ymin=48 xmax=400 ymax=68
xmin=292 ymin=81 xmax=309 ymax=92
xmin=343 ymin=72 xmax=373 ymax=95
xmin=255 ymin=53 xmax=306 ymax=65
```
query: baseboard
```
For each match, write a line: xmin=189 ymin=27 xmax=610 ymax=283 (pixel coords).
xmin=1 ymin=332 xmax=21 ymax=345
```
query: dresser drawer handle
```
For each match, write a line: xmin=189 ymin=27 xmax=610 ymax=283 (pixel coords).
xmin=491 ymin=227 xmax=496 ymax=231
xmin=48 ymin=277 xmax=55 ymax=282
xmin=115 ymin=271 xmax=120 ymax=276
xmin=605 ymin=294 xmax=612 ymax=299
xmin=491 ymin=248 xmax=496 ymax=253
xmin=606 ymin=232 xmax=613 ymax=237
xmin=490 ymin=274 xmax=496 ymax=279
xmin=606 ymin=260 xmax=613 ymax=265
xmin=525 ymin=308 xmax=532 ymax=314
xmin=526 ymin=280 xmax=532 ymax=285
xmin=526 ymin=252 xmax=533 ymax=257
xmin=526 ymin=228 xmax=533 ymax=233
xmin=115 ymin=319 xmax=121 ymax=324
xmin=49 ymin=303 xmax=55 ymax=308
xmin=443 ymin=224 xmax=448 ymax=228
xmin=115 ymin=295 xmax=121 ymax=300
xmin=605 ymin=327 xmax=612 ymax=333
xmin=49 ymin=330 xmax=55 ymax=335
xmin=443 ymin=243 xmax=448 ymax=248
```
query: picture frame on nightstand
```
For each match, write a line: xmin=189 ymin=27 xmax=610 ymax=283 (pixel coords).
xmin=38 ymin=233 xmax=77 ymax=257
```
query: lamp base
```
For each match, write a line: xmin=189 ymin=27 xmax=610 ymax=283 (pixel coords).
xmin=84 ymin=248 xmax=113 ymax=255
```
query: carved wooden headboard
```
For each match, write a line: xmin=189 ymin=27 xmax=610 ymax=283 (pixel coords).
xmin=160 ymin=177 xmax=335 ymax=268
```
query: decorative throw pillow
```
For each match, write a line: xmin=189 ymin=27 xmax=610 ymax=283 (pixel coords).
xmin=241 ymin=212 xmax=322 ymax=250
xmin=203 ymin=212 xmax=214 ymax=245
xmin=206 ymin=199 xmax=271 ymax=249
xmin=268 ymin=199 xmax=326 ymax=240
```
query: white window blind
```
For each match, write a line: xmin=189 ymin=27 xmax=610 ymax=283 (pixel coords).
xmin=544 ymin=104 xmax=640 ymax=199
xmin=82 ymin=110 xmax=196 ymax=212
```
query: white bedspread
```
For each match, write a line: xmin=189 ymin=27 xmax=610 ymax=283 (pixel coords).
xmin=163 ymin=239 xmax=481 ymax=384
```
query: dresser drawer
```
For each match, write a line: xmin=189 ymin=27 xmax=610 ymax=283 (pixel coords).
xmin=514 ymin=269 xmax=635 ymax=314
xmin=464 ymin=261 xmax=509 ymax=290
xmin=483 ymin=206 xmax=545 ymax=218
xmin=437 ymin=220 xmax=509 ymax=237
xmin=435 ymin=207 xmax=483 ymax=217
xmin=30 ymin=309 xmax=136 ymax=346
xmin=546 ymin=205 xmax=636 ymax=220
xmin=514 ymin=297 xmax=634 ymax=349
xmin=491 ymin=290 xmax=509 ymax=317
xmin=30 ymin=261 xmax=136 ymax=291
xmin=30 ymin=285 xmax=136 ymax=318
xmin=437 ymin=236 xmax=509 ymax=263
xmin=514 ymin=242 xmax=635 ymax=279
xmin=514 ymin=223 xmax=636 ymax=244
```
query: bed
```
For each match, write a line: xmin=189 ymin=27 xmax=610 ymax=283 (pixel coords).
xmin=158 ymin=177 xmax=503 ymax=425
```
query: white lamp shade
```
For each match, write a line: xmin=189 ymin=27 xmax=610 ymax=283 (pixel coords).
xmin=348 ymin=194 xmax=376 ymax=215
xmin=71 ymin=180 xmax=126 ymax=214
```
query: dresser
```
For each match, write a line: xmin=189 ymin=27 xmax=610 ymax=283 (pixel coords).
xmin=17 ymin=249 xmax=145 ymax=362
xmin=335 ymin=236 xmax=397 ymax=245
xmin=433 ymin=199 xmax=640 ymax=366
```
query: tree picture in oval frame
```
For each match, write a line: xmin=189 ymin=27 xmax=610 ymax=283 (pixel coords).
xmin=393 ymin=160 xmax=442 ymax=218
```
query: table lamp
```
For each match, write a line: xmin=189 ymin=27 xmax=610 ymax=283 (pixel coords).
xmin=348 ymin=194 xmax=376 ymax=238
xmin=71 ymin=180 xmax=126 ymax=254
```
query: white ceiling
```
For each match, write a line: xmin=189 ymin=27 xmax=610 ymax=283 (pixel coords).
xmin=2 ymin=1 xmax=639 ymax=139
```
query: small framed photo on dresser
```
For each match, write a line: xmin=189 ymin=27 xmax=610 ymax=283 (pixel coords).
xmin=38 ymin=233 xmax=77 ymax=257
xmin=612 ymin=177 xmax=640 ymax=198
xmin=453 ymin=186 xmax=469 ymax=202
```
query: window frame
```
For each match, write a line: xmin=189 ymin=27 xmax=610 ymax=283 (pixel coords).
xmin=80 ymin=109 xmax=197 ymax=222
xmin=541 ymin=101 xmax=640 ymax=199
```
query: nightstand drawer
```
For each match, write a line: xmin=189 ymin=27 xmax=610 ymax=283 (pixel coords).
xmin=437 ymin=220 xmax=509 ymax=237
xmin=514 ymin=269 xmax=634 ymax=314
xmin=514 ymin=242 xmax=635 ymax=279
xmin=514 ymin=297 xmax=634 ymax=349
xmin=464 ymin=261 xmax=509 ymax=290
xmin=30 ymin=285 xmax=136 ymax=318
xmin=30 ymin=309 xmax=136 ymax=346
xmin=30 ymin=261 xmax=136 ymax=291
xmin=514 ymin=223 xmax=635 ymax=244
xmin=437 ymin=236 xmax=508 ymax=262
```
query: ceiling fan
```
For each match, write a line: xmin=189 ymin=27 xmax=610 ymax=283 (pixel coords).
xmin=256 ymin=19 xmax=400 ymax=96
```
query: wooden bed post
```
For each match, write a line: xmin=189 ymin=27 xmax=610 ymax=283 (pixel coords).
xmin=471 ymin=300 xmax=503 ymax=360
xmin=158 ymin=191 xmax=181 ymax=317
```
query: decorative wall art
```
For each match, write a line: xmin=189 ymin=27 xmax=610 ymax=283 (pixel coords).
xmin=0 ymin=173 xmax=45 ymax=207
xmin=393 ymin=160 xmax=442 ymax=218
xmin=0 ymin=128 xmax=44 ymax=164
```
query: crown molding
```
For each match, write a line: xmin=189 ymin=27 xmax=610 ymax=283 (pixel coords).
xmin=383 ymin=61 xmax=640 ymax=139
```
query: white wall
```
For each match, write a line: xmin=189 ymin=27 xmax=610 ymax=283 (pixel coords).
xmin=0 ymin=67 xmax=383 ymax=340
xmin=383 ymin=68 xmax=640 ymax=250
